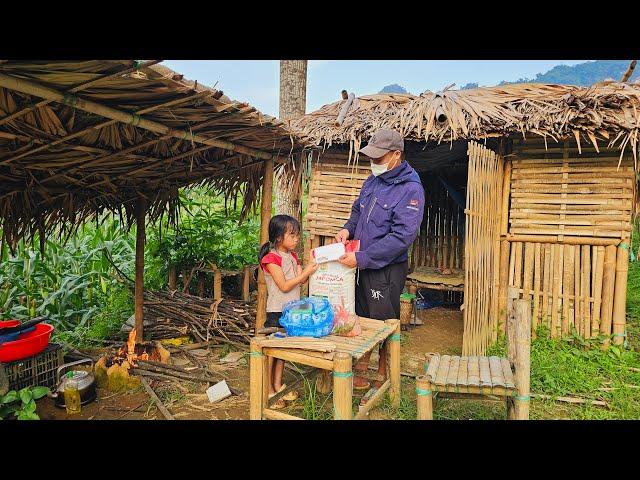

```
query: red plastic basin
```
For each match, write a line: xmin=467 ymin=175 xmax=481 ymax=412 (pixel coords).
xmin=0 ymin=320 xmax=21 ymax=330
xmin=0 ymin=322 xmax=54 ymax=362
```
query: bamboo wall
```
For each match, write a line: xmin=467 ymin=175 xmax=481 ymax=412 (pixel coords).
xmin=499 ymin=140 xmax=636 ymax=345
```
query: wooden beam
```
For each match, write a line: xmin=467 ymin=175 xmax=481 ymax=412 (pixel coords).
xmin=0 ymin=72 xmax=274 ymax=163
xmin=135 ymin=194 xmax=147 ymax=342
xmin=256 ymin=157 xmax=274 ymax=330
xmin=0 ymin=60 xmax=162 ymax=128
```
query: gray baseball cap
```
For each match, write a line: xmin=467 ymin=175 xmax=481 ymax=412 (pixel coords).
xmin=360 ymin=129 xmax=404 ymax=159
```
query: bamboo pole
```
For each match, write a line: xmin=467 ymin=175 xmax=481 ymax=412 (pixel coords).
xmin=562 ymin=245 xmax=574 ymax=336
xmin=600 ymin=245 xmax=617 ymax=348
xmin=333 ymin=352 xmax=353 ymax=420
xmin=249 ymin=337 xmax=265 ymax=420
xmin=256 ymin=158 xmax=274 ymax=331
xmin=416 ymin=375 xmax=433 ymax=420
xmin=503 ymin=235 xmax=620 ymax=246
xmin=611 ymin=242 xmax=630 ymax=346
xmin=551 ymin=244 xmax=563 ymax=338
xmin=591 ymin=246 xmax=605 ymax=336
xmin=242 ymin=266 xmax=251 ymax=301
xmin=522 ymin=243 xmax=534 ymax=303
xmin=0 ymin=72 xmax=274 ymax=163
xmin=532 ymin=243 xmax=541 ymax=336
xmin=388 ymin=320 xmax=401 ymax=408
xmin=542 ymin=244 xmax=551 ymax=328
xmin=514 ymin=299 xmax=531 ymax=420
xmin=500 ymin=159 xmax=512 ymax=235
xmin=574 ymin=246 xmax=581 ymax=335
xmin=135 ymin=195 xmax=147 ymax=342
xmin=581 ymin=245 xmax=591 ymax=339
xmin=498 ymin=240 xmax=511 ymax=334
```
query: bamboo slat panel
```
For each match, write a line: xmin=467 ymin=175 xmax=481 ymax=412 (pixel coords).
xmin=423 ymin=354 xmax=516 ymax=392
xmin=503 ymin=239 xmax=625 ymax=342
xmin=463 ymin=141 xmax=503 ymax=356
xmin=307 ymin=158 xmax=370 ymax=237
xmin=509 ymin=152 xmax=634 ymax=240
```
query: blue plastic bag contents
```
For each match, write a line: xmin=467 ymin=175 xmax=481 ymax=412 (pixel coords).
xmin=279 ymin=297 xmax=334 ymax=338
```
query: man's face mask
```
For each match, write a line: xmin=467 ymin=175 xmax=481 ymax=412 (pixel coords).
xmin=370 ymin=152 xmax=399 ymax=176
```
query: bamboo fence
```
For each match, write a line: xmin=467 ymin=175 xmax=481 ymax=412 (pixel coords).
xmin=462 ymin=141 xmax=503 ymax=355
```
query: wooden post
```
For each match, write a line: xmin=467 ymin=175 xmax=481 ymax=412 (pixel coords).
xmin=242 ymin=266 xmax=251 ymax=301
xmin=256 ymin=158 xmax=274 ymax=331
xmin=213 ymin=268 xmax=222 ymax=301
xmin=168 ymin=264 xmax=177 ymax=290
xmin=498 ymin=240 xmax=511 ymax=334
xmin=600 ymin=244 xmax=617 ymax=349
xmin=135 ymin=195 xmax=147 ymax=342
xmin=333 ymin=352 xmax=353 ymax=420
xmin=249 ymin=337 xmax=265 ymax=420
xmin=387 ymin=320 xmax=401 ymax=408
xmin=416 ymin=375 xmax=433 ymax=420
xmin=514 ymin=299 xmax=531 ymax=420
xmin=611 ymin=241 xmax=630 ymax=346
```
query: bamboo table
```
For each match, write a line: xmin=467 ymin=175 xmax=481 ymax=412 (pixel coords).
xmin=249 ymin=318 xmax=401 ymax=420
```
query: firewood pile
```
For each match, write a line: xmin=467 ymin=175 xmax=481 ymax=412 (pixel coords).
xmin=142 ymin=290 xmax=256 ymax=345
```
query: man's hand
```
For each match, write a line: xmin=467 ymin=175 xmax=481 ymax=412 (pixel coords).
xmin=335 ymin=228 xmax=350 ymax=244
xmin=338 ymin=252 xmax=357 ymax=268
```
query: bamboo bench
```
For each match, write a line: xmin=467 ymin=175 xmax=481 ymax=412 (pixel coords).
xmin=416 ymin=298 xmax=532 ymax=420
xmin=249 ymin=318 xmax=401 ymax=420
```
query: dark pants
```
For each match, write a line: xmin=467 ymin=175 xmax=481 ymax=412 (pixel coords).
xmin=355 ymin=261 xmax=408 ymax=321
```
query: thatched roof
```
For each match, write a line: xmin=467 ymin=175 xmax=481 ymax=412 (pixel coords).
xmin=292 ymin=82 xmax=640 ymax=166
xmin=0 ymin=60 xmax=306 ymax=246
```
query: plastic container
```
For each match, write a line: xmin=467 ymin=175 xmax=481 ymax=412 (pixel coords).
xmin=279 ymin=297 xmax=334 ymax=338
xmin=4 ymin=343 xmax=64 ymax=391
xmin=0 ymin=323 xmax=54 ymax=362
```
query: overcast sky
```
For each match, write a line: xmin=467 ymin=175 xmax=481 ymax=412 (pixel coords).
xmin=163 ymin=60 xmax=587 ymax=118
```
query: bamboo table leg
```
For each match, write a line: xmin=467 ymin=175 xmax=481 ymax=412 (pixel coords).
xmin=249 ymin=337 xmax=265 ymax=420
xmin=333 ymin=352 xmax=352 ymax=420
xmin=387 ymin=320 xmax=401 ymax=408
xmin=416 ymin=375 xmax=433 ymax=420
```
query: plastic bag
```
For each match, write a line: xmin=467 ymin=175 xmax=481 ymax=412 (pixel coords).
xmin=279 ymin=297 xmax=334 ymax=337
xmin=331 ymin=297 xmax=362 ymax=337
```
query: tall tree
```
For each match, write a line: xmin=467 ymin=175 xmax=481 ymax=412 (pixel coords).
xmin=276 ymin=60 xmax=307 ymax=219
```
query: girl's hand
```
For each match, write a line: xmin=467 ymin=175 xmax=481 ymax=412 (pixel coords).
xmin=302 ymin=260 xmax=319 ymax=277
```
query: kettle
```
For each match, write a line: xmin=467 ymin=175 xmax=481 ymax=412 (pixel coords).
xmin=51 ymin=359 xmax=97 ymax=408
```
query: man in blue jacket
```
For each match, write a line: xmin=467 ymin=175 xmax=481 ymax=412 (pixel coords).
xmin=337 ymin=128 xmax=425 ymax=392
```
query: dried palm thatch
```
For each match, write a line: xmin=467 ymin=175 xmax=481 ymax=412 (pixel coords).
xmin=291 ymin=93 xmax=415 ymax=162
xmin=292 ymin=82 xmax=640 ymax=169
xmin=0 ymin=60 xmax=308 ymax=247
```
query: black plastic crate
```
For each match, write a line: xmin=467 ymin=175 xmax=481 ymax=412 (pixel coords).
xmin=4 ymin=343 xmax=64 ymax=391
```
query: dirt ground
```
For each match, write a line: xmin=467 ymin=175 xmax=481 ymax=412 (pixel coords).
xmin=36 ymin=306 xmax=463 ymax=420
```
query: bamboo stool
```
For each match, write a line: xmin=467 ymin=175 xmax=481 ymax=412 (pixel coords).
xmin=417 ymin=299 xmax=532 ymax=420
xmin=249 ymin=318 xmax=401 ymax=420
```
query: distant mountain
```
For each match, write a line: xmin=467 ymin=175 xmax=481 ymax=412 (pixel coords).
xmin=499 ymin=60 xmax=639 ymax=87
xmin=379 ymin=84 xmax=410 ymax=94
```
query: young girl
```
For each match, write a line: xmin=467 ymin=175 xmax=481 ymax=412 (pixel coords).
xmin=259 ymin=214 xmax=318 ymax=409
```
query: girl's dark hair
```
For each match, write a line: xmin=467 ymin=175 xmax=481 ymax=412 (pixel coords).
xmin=258 ymin=214 xmax=301 ymax=262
